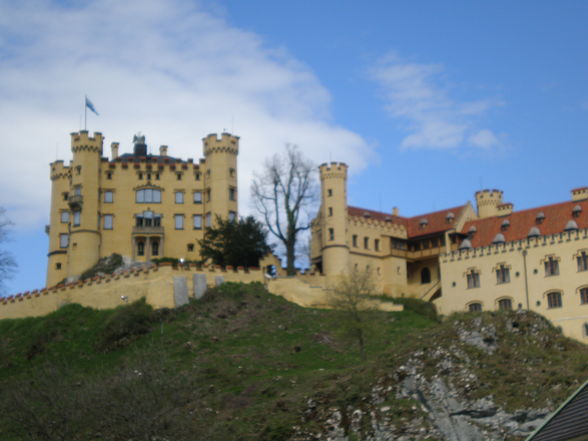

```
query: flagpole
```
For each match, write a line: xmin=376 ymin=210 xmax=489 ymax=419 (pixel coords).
xmin=84 ymin=96 xmax=87 ymax=131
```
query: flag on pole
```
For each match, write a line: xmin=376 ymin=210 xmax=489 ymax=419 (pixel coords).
xmin=85 ymin=96 xmax=99 ymax=116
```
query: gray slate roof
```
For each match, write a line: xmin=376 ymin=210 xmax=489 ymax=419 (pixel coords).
xmin=526 ymin=380 xmax=588 ymax=441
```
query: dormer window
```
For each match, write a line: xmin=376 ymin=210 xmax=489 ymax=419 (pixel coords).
xmin=528 ymin=227 xmax=541 ymax=238
xmin=536 ymin=212 xmax=545 ymax=224
xmin=501 ymin=219 xmax=510 ymax=231
xmin=363 ymin=212 xmax=371 ymax=218
xmin=446 ymin=212 xmax=455 ymax=223
xmin=467 ymin=225 xmax=477 ymax=236
xmin=573 ymin=205 xmax=582 ymax=218
xmin=492 ymin=233 xmax=505 ymax=244
xmin=564 ymin=220 xmax=579 ymax=232
xmin=459 ymin=238 xmax=473 ymax=250
xmin=419 ymin=218 xmax=428 ymax=228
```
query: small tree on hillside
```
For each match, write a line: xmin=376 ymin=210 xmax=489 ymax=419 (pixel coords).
xmin=329 ymin=268 xmax=377 ymax=360
xmin=251 ymin=144 xmax=317 ymax=275
xmin=198 ymin=215 xmax=272 ymax=267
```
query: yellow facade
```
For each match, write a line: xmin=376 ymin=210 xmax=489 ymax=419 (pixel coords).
xmin=46 ymin=130 xmax=239 ymax=287
xmin=311 ymin=162 xmax=588 ymax=342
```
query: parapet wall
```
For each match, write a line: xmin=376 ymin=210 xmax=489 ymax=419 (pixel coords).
xmin=0 ymin=263 xmax=264 ymax=320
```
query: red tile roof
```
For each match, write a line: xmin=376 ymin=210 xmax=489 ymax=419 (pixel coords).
xmin=347 ymin=205 xmax=468 ymax=238
xmin=461 ymin=199 xmax=588 ymax=248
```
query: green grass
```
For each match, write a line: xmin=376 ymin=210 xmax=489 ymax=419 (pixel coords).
xmin=0 ymin=283 xmax=586 ymax=440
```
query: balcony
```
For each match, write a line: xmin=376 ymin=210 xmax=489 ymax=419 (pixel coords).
xmin=68 ymin=194 xmax=83 ymax=209
xmin=132 ymin=226 xmax=164 ymax=235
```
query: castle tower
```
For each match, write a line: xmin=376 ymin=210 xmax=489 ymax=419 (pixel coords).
xmin=202 ymin=133 xmax=239 ymax=227
xmin=66 ymin=131 xmax=104 ymax=279
xmin=319 ymin=162 xmax=349 ymax=276
xmin=475 ymin=189 xmax=504 ymax=219
xmin=46 ymin=160 xmax=71 ymax=286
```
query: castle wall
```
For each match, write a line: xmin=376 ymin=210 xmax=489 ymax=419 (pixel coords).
xmin=2 ymin=264 xmax=265 ymax=320
xmin=439 ymin=228 xmax=588 ymax=342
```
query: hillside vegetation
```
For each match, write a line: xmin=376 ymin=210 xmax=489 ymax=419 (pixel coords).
xmin=0 ymin=283 xmax=586 ymax=441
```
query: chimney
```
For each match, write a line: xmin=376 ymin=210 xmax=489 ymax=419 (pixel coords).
xmin=392 ymin=207 xmax=399 ymax=216
xmin=159 ymin=145 xmax=168 ymax=156
xmin=111 ymin=142 xmax=119 ymax=159
xmin=571 ymin=187 xmax=588 ymax=202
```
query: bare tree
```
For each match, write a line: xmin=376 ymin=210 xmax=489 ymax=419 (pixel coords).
xmin=251 ymin=144 xmax=317 ymax=275
xmin=329 ymin=268 xmax=377 ymax=360
xmin=0 ymin=208 xmax=17 ymax=294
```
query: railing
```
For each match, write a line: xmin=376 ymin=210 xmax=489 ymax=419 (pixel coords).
xmin=132 ymin=226 xmax=164 ymax=235
xmin=420 ymin=280 xmax=441 ymax=300
xmin=67 ymin=194 xmax=83 ymax=209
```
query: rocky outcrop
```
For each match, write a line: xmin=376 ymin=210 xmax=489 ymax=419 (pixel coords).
xmin=294 ymin=312 xmax=560 ymax=441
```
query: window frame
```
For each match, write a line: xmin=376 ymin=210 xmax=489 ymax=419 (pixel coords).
xmin=174 ymin=214 xmax=184 ymax=230
xmin=468 ymin=302 xmax=482 ymax=312
xmin=103 ymin=190 xmax=114 ymax=203
xmin=60 ymin=211 xmax=69 ymax=223
xmin=193 ymin=191 xmax=202 ymax=204
xmin=59 ymin=233 xmax=69 ymax=248
xmin=193 ymin=214 xmax=203 ymax=230
xmin=103 ymin=214 xmax=113 ymax=230
xmin=544 ymin=256 xmax=560 ymax=277
xmin=175 ymin=191 xmax=184 ymax=204
xmin=466 ymin=269 xmax=480 ymax=289
xmin=497 ymin=298 xmax=513 ymax=311
xmin=547 ymin=291 xmax=563 ymax=309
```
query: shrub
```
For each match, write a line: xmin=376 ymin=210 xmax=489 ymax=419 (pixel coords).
xmin=393 ymin=297 xmax=439 ymax=322
xmin=96 ymin=298 xmax=154 ymax=351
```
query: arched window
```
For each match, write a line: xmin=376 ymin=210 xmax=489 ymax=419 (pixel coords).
xmin=498 ymin=298 xmax=512 ymax=311
xmin=468 ymin=302 xmax=482 ymax=312
xmin=421 ymin=267 xmax=431 ymax=284
xmin=547 ymin=291 xmax=562 ymax=309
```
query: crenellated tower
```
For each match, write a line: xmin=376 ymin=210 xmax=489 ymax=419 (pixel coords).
xmin=475 ymin=189 xmax=503 ymax=219
xmin=319 ymin=162 xmax=349 ymax=276
xmin=66 ymin=131 xmax=104 ymax=279
xmin=202 ymin=133 xmax=239 ymax=227
xmin=46 ymin=160 xmax=71 ymax=286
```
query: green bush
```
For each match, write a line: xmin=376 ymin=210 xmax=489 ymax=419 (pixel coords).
xmin=96 ymin=298 xmax=155 ymax=351
xmin=393 ymin=297 xmax=439 ymax=322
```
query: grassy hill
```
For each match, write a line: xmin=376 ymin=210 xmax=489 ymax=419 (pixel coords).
xmin=0 ymin=282 xmax=586 ymax=441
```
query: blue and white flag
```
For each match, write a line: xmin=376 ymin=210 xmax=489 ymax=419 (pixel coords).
xmin=85 ymin=96 xmax=99 ymax=115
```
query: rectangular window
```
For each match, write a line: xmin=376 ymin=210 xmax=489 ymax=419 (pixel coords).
xmin=375 ymin=239 xmax=380 ymax=252
xmin=187 ymin=243 xmax=194 ymax=252
xmin=229 ymin=211 xmax=236 ymax=222
xmin=206 ymin=189 xmax=211 ymax=202
xmin=496 ymin=265 xmax=510 ymax=284
xmin=229 ymin=187 xmax=236 ymax=201
xmin=60 ymin=211 xmax=69 ymax=223
xmin=327 ymin=189 xmax=333 ymax=197
xmin=467 ymin=271 xmax=480 ymax=289
xmin=59 ymin=233 xmax=69 ymax=248
xmin=175 ymin=191 xmax=184 ymax=204
xmin=176 ymin=173 xmax=182 ymax=181
xmin=73 ymin=211 xmax=81 ymax=226
xmin=352 ymin=235 xmax=358 ymax=247
xmin=74 ymin=186 xmax=82 ymax=196
xmin=328 ymin=207 xmax=333 ymax=216
xmin=578 ymin=252 xmax=588 ymax=272
xmin=581 ymin=288 xmax=588 ymax=305
xmin=193 ymin=215 xmax=202 ymax=229
xmin=103 ymin=214 xmax=113 ymax=230
xmin=104 ymin=190 xmax=113 ymax=203
xmin=329 ymin=228 xmax=334 ymax=241
xmin=364 ymin=237 xmax=369 ymax=249
xmin=545 ymin=257 xmax=559 ymax=276
xmin=206 ymin=212 xmax=212 ymax=227
xmin=193 ymin=191 xmax=202 ymax=203
xmin=175 ymin=214 xmax=184 ymax=230
xmin=195 ymin=172 xmax=201 ymax=181
xmin=106 ymin=171 xmax=112 ymax=180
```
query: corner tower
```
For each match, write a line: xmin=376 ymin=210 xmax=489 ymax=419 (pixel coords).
xmin=475 ymin=189 xmax=503 ymax=219
xmin=319 ymin=162 xmax=349 ymax=276
xmin=66 ymin=131 xmax=103 ymax=279
xmin=202 ymin=133 xmax=239 ymax=226
xmin=46 ymin=160 xmax=70 ymax=287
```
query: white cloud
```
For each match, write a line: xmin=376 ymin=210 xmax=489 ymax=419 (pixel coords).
xmin=0 ymin=0 xmax=370 ymax=230
xmin=370 ymin=54 xmax=502 ymax=151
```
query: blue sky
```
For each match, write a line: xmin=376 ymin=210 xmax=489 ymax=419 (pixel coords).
xmin=1 ymin=0 xmax=587 ymax=294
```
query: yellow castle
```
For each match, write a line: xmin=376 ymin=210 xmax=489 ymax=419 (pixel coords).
xmin=46 ymin=130 xmax=239 ymax=287
xmin=311 ymin=162 xmax=588 ymax=341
